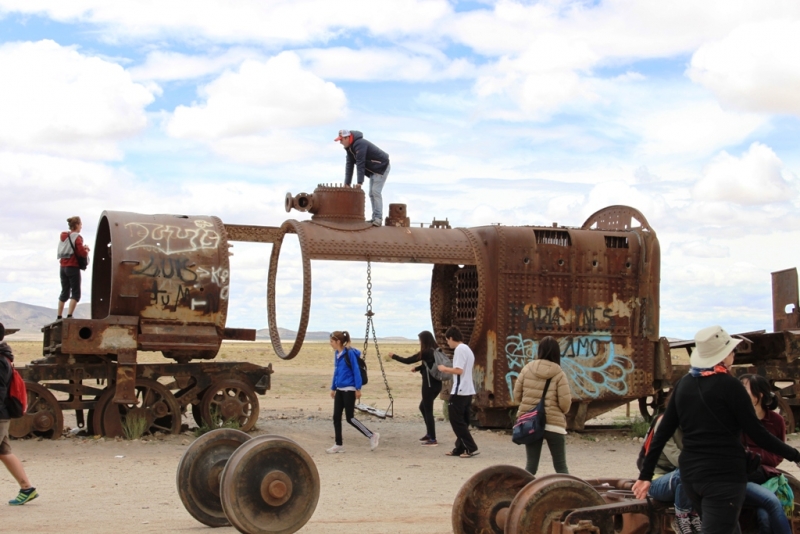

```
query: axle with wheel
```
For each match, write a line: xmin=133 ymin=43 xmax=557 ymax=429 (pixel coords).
xmin=177 ymin=428 xmax=320 ymax=534
xmin=452 ymin=466 xmax=800 ymax=533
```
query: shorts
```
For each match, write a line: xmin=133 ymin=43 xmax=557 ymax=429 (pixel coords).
xmin=0 ymin=419 xmax=11 ymax=455
xmin=59 ymin=266 xmax=81 ymax=302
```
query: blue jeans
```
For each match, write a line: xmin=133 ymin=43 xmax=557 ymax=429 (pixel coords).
xmin=649 ymin=469 xmax=692 ymax=513
xmin=744 ymin=481 xmax=791 ymax=534
xmin=368 ymin=163 xmax=390 ymax=222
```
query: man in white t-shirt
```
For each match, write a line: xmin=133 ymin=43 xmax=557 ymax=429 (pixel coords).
xmin=437 ymin=325 xmax=478 ymax=458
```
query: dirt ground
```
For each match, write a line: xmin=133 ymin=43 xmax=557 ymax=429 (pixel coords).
xmin=3 ymin=341 xmax=800 ymax=534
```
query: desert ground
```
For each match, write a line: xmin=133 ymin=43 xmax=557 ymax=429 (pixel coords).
xmin=3 ymin=340 xmax=800 ymax=534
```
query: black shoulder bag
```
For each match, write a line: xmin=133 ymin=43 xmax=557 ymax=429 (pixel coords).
xmin=68 ymin=234 xmax=89 ymax=271
xmin=694 ymin=377 xmax=761 ymax=476
xmin=512 ymin=378 xmax=551 ymax=445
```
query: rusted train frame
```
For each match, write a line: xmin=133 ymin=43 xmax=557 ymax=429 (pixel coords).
xmin=228 ymin=184 xmax=670 ymax=429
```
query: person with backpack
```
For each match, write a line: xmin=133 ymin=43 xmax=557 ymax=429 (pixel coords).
xmin=0 ymin=323 xmax=38 ymax=505
xmin=512 ymin=336 xmax=572 ymax=475
xmin=633 ymin=326 xmax=800 ymax=534
xmin=327 ymin=330 xmax=379 ymax=454
xmin=739 ymin=374 xmax=793 ymax=534
xmin=56 ymin=216 xmax=90 ymax=320
xmin=387 ymin=330 xmax=446 ymax=447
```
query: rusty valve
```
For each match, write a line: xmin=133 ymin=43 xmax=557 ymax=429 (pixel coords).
xmin=285 ymin=192 xmax=314 ymax=213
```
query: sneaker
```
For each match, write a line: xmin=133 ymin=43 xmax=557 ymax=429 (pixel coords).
xmin=370 ymin=432 xmax=380 ymax=451
xmin=421 ymin=439 xmax=438 ymax=447
xmin=326 ymin=444 xmax=344 ymax=454
xmin=689 ymin=513 xmax=702 ymax=533
xmin=670 ymin=513 xmax=692 ymax=534
xmin=8 ymin=488 xmax=38 ymax=506
xmin=418 ymin=435 xmax=431 ymax=442
xmin=371 ymin=219 xmax=382 ymax=227
xmin=460 ymin=450 xmax=480 ymax=458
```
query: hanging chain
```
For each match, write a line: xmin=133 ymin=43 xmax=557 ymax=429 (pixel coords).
xmin=363 ymin=259 xmax=393 ymax=404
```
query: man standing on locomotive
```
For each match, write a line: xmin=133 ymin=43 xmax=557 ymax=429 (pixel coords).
xmin=335 ymin=129 xmax=390 ymax=227
xmin=0 ymin=323 xmax=39 ymax=506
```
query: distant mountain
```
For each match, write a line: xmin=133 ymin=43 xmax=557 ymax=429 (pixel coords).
xmin=0 ymin=302 xmax=411 ymax=342
xmin=0 ymin=301 xmax=90 ymax=333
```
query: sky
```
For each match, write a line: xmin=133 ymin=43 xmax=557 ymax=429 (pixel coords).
xmin=0 ymin=0 xmax=799 ymax=341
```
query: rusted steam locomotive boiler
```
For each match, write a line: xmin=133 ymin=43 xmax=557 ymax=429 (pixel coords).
xmin=12 ymin=212 xmax=272 ymax=439
xmin=237 ymin=184 xmax=669 ymax=430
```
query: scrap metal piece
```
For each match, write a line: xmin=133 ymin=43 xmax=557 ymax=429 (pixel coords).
xmin=773 ymin=268 xmax=800 ymax=332
xmin=8 ymin=381 xmax=63 ymax=440
xmin=504 ymin=474 xmax=611 ymax=534
xmin=220 ymin=435 xmax=320 ymax=534
xmin=97 ymin=378 xmax=181 ymax=438
xmin=451 ymin=465 xmax=535 ymax=534
xmin=177 ymin=428 xmax=252 ymax=528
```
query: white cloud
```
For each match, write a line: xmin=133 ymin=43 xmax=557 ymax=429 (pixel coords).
xmin=0 ymin=0 xmax=452 ymax=43
xmin=688 ymin=20 xmax=800 ymax=116
xmin=632 ymin=101 xmax=766 ymax=157
xmin=669 ymin=239 xmax=730 ymax=258
xmin=297 ymin=47 xmax=474 ymax=82
xmin=166 ymin=53 xmax=346 ymax=140
xmin=694 ymin=142 xmax=797 ymax=205
xmin=129 ymin=48 xmax=264 ymax=82
xmin=0 ymin=40 xmax=154 ymax=160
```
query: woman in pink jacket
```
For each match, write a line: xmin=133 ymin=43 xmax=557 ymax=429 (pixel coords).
xmin=513 ymin=336 xmax=572 ymax=474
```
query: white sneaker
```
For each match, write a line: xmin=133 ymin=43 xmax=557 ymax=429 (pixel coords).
xmin=370 ymin=432 xmax=380 ymax=451
xmin=326 ymin=444 xmax=344 ymax=454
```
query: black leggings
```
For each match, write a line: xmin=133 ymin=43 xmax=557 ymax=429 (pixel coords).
xmin=683 ymin=480 xmax=746 ymax=534
xmin=420 ymin=381 xmax=442 ymax=439
xmin=333 ymin=390 xmax=373 ymax=446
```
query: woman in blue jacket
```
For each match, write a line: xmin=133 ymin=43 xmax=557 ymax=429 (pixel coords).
xmin=327 ymin=331 xmax=379 ymax=453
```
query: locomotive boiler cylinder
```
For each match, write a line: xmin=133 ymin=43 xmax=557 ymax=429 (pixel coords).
xmin=91 ymin=211 xmax=231 ymax=360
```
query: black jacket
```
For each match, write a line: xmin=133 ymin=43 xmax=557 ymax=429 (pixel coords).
xmin=0 ymin=342 xmax=13 ymax=420
xmin=392 ymin=348 xmax=442 ymax=391
xmin=639 ymin=372 xmax=800 ymax=484
xmin=344 ymin=131 xmax=390 ymax=185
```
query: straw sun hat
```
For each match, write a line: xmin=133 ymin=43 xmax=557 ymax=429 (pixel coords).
xmin=690 ymin=325 xmax=742 ymax=368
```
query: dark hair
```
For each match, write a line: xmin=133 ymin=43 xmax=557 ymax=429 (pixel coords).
xmin=537 ymin=336 xmax=561 ymax=365
xmin=67 ymin=216 xmax=82 ymax=231
xmin=330 ymin=331 xmax=351 ymax=345
xmin=444 ymin=325 xmax=463 ymax=342
xmin=0 ymin=322 xmax=4 ymax=342
xmin=740 ymin=374 xmax=778 ymax=411
xmin=418 ymin=330 xmax=438 ymax=353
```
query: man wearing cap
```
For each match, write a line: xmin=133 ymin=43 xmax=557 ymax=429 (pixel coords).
xmin=334 ymin=130 xmax=390 ymax=227
xmin=634 ymin=325 xmax=800 ymax=534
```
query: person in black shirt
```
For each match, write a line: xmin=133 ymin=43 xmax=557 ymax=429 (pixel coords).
xmin=633 ymin=326 xmax=800 ymax=534
xmin=388 ymin=330 xmax=442 ymax=446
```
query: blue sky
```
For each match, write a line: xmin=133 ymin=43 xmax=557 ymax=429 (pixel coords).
xmin=1 ymin=1 xmax=799 ymax=340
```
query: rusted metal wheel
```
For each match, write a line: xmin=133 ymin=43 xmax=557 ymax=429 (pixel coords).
xmin=177 ymin=428 xmax=252 ymax=527
xmin=9 ymin=381 xmax=64 ymax=440
xmin=201 ymin=378 xmax=260 ymax=431
xmin=638 ymin=389 xmax=666 ymax=422
xmin=504 ymin=474 xmax=611 ymax=534
xmin=220 ymin=435 xmax=320 ymax=534
xmin=451 ymin=465 xmax=535 ymax=534
xmin=99 ymin=379 xmax=182 ymax=438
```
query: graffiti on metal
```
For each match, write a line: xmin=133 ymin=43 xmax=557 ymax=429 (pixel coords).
xmin=508 ymin=297 xmax=632 ymax=333
xmin=125 ymin=220 xmax=221 ymax=255
xmin=504 ymin=333 xmax=634 ymax=400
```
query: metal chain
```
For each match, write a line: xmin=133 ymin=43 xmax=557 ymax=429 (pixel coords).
xmin=363 ymin=259 xmax=394 ymax=404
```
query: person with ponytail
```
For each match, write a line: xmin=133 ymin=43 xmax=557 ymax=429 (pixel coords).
xmin=740 ymin=374 xmax=792 ymax=534
xmin=327 ymin=330 xmax=379 ymax=453
xmin=56 ymin=216 xmax=89 ymax=320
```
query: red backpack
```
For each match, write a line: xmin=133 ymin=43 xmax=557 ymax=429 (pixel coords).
xmin=4 ymin=359 xmax=27 ymax=419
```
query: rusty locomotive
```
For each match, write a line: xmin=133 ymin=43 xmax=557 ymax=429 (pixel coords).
xmin=10 ymin=184 xmax=671 ymax=439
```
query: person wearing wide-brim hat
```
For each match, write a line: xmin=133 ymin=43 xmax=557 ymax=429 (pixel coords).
xmin=633 ymin=326 xmax=800 ymax=534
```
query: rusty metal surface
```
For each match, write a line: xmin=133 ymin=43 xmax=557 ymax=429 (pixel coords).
xmin=200 ymin=378 xmax=260 ymax=431
xmin=177 ymin=428 xmax=252 ymax=527
xmin=224 ymin=224 xmax=282 ymax=244
xmin=8 ymin=381 xmax=63 ymax=440
xmin=286 ymin=184 xmax=365 ymax=221
xmin=220 ymin=435 xmax=320 ymax=534
xmin=271 ymin=186 xmax=664 ymax=428
xmin=91 ymin=211 xmax=232 ymax=360
xmin=450 ymin=465 xmax=534 ymax=534
xmin=773 ymin=268 xmax=800 ymax=331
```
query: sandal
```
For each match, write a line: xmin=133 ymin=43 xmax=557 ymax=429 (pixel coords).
xmin=445 ymin=451 xmax=458 ymax=456
xmin=460 ymin=450 xmax=480 ymax=458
